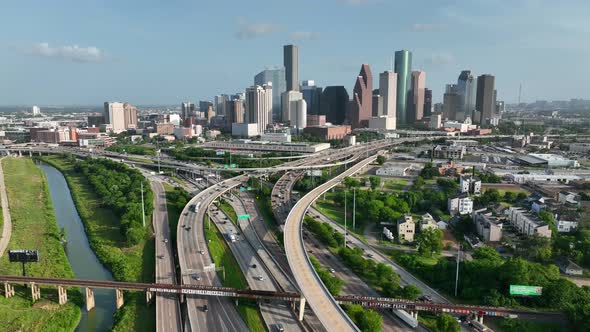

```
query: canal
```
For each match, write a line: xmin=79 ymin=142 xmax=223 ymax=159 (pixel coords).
xmin=40 ymin=163 xmax=115 ymax=332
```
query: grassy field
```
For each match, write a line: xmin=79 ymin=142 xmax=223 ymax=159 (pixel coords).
xmin=383 ymin=178 xmax=410 ymax=191
xmin=315 ymin=193 xmax=365 ymax=236
xmin=254 ymin=195 xmax=283 ymax=247
xmin=204 ymin=216 xmax=267 ymax=332
xmin=0 ymin=158 xmax=81 ymax=332
xmin=38 ymin=155 xmax=155 ymax=332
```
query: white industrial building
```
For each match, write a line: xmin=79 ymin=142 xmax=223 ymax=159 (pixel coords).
xmin=376 ymin=163 xmax=415 ymax=177
xmin=232 ymin=123 xmax=259 ymax=137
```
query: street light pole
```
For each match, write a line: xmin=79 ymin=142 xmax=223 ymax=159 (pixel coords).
xmin=353 ymin=187 xmax=356 ymax=231
xmin=455 ymin=244 xmax=461 ymax=297
xmin=344 ymin=190 xmax=347 ymax=248
xmin=141 ymin=182 xmax=146 ymax=228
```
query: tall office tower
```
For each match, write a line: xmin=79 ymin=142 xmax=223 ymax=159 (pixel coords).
xmin=379 ymin=71 xmax=397 ymax=119
xmin=32 ymin=105 xmax=41 ymax=116
xmin=123 ymin=103 xmax=138 ymax=129
xmin=214 ymin=95 xmax=229 ymax=116
xmin=245 ymin=84 xmax=273 ymax=134
xmin=181 ymin=102 xmax=195 ymax=120
xmin=475 ymin=74 xmax=496 ymax=125
xmin=199 ymin=101 xmax=213 ymax=114
xmin=281 ymin=90 xmax=304 ymax=124
xmin=320 ymin=86 xmax=349 ymax=125
xmin=226 ymin=98 xmax=245 ymax=124
xmin=372 ymin=94 xmax=383 ymax=117
xmin=300 ymin=80 xmax=322 ymax=115
xmin=206 ymin=105 xmax=215 ymax=121
xmin=443 ymin=85 xmax=463 ymax=121
xmin=103 ymin=102 xmax=126 ymax=133
xmin=283 ymin=45 xmax=299 ymax=91
xmin=291 ymin=99 xmax=307 ymax=132
xmin=350 ymin=64 xmax=373 ymax=128
xmin=424 ymin=89 xmax=432 ymax=117
xmin=394 ymin=50 xmax=412 ymax=126
xmin=457 ymin=70 xmax=477 ymax=116
xmin=411 ymin=71 xmax=426 ymax=122
xmin=255 ymin=68 xmax=286 ymax=121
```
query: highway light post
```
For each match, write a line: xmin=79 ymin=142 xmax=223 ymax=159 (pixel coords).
xmin=344 ymin=190 xmax=347 ymax=247
xmin=141 ymin=182 xmax=146 ymax=227
xmin=352 ymin=188 xmax=356 ymax=231
xmin=455 ymin=244 xmax=461 ymax=297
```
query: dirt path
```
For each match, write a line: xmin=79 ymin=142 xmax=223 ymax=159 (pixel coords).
xmin=0 ymin=157 xmax=12 ymax=257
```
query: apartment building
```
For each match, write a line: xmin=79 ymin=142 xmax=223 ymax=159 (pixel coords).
xmin=506 ymin=207 xmax=552 ymax=238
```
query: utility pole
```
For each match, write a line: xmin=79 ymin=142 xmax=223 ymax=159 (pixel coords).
xmin=141 ymin=182 xmax=146 ymax=227
xmin=455 ymin=245 xmax=461 ymax=297
xmin=352 ymin=188 xmax=356 ymax=230
xmin=344 ymin=190 xmax=347 ymax=247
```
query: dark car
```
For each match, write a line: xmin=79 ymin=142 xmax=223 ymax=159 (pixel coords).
xmin=202 ymin=304 xmax=209 ymax=312
xmin=419 ymin=295 xmax=433 ymax=302
xmin=251 ymin=264 xmax=257 ymax=268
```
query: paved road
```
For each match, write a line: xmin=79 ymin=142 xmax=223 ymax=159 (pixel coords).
xmin=209 ymin=203 xmax=302 ymax=332
xmin=0 ymin=157 xmax=12 ymax=257
xmin=149 ymin=179 xmax=183 ymax=332
xmin=304 ymin=231 xmax=411 ymax=332
xmin=284 ymin=154 xmax=381 ymax=332
xmin=177 ymin=176 xmax=249 ymax=332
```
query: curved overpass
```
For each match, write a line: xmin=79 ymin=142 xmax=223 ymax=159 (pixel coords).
xmin=284 ymin=153 xmax=381 ymax=332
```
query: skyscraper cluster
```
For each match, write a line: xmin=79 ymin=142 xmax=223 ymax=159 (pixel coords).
xmin=103 ymin=102 xmax=138 ymax=133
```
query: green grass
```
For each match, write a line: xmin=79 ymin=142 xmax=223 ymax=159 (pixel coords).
xmin=218 ymin=200 xmax=238 ymax=225
xmin=0 ymin=158 xmax=81 ymax=332
xmin=254 ymin=195 xmax=283 ymax=246
xmin=383 ymin=178 xmax=409 ymax=191
xmin=315 ymin=198 xmax=365 ymax=237
xmin=37 ymin=155 xmax=155 ymax=332
xmin=482 ymin=188 xmax=531 ymax=196
xmin=204 ymin=217 xmax=267 ymax=332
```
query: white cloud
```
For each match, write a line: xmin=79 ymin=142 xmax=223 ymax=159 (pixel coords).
xmin=22 ymin=42 xmax=107 ymax=63
xmin=411 ymin=23 xmax=448 ymax=32
xmin=234 ymin=21 xmax=280 ymax=39
xmin=424 ymin=52 xmax=455 ymax=67
xmin=291 ymin=31 xmax=320 ymax=41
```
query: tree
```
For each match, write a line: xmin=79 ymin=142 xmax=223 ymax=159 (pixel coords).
xmin=346 ymin=305 xmax=383 ymax=332
xmin=344 ymin=177 xmax=361 ymax=188
xmin=376 ymin=155 xmax=386 ymax=165
xmin=416 ymin=228 xmax=443 ymax=257
xmin=413 ymin=176 xmax=425 ymax=190
xmin=503 ymin=191 xmax=517 ymax=203
xmin=369 ymin=176 xmax=381 ymax=190
xmin=400 ymin=285 xmax=421 ymax=300
xmin=520 ymin=234 xmax=552 ymax=263
xmin=436 ymin=313 xmax=460 ymax=332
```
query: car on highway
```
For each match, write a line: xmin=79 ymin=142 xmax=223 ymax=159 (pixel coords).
xmin=163 ymin=238 xmax=168 ymax=243
xmin=202 ymin=304 xmax=208 ymax=312
xmin=251 ymin=264 xmax=257 ymax=268
xmin=157 ymin=255 xmax=164 ymax=259
xmin=199 ymin=250 xmax=205 ymax=255
xmin=329 ymin=268 xmax=336 ymax=273
xmin=185 ymin=226 xmax=192 ymax=231
xmin=419 ymin=295 xmax=433 ymax=302
xmin=275 ymin=323 xmax=285 ymax=332
xmin=367 ymin=253 xmax=374 ymax=258
xmin=255 ymin=276 xmax=265 ymax=281
xmin=192 ymin=274 xmax=201 ymax=281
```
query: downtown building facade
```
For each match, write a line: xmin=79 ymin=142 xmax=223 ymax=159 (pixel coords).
xmin=320 ymin=86 xmax=349 ymax=125
xmin=394 ymin=50 xmax=412 ymax=127
xmin=103 ymin=102 xmax=138 ymax=133
xmin=475 ymin=74 xmax=496 ymax=125
xmin=410 ymin=71 xmax=426 ymax=122
xmin=350 ymin=64 xmax=373 ymax=128
xmin=284 ymin=45 xmax=299 ymax=92
xmin=457 ymin=70 xmax=477 ymax=118
xmin=301 ymin=80 xmax=322 ymax=116
xmin=254 ymin=67 xmax=286 ymax=121
xmin=245 ymin=84 xmax=273 ymax=135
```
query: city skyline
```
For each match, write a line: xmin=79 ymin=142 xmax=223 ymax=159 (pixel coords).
xmin=2 ymin=0 xmax=590 ymax=105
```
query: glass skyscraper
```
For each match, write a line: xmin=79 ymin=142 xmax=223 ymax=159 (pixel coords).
xmin=394 ymin=50 xmax=412 ymax=126
xmin=254 ymin=68 xmax=286 ymax=122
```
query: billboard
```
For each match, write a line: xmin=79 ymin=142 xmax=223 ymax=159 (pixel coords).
xmin=8 ymin=250 xmax=39 ymax=263
xmin=509 ymin=285 xmax=542 ymax=296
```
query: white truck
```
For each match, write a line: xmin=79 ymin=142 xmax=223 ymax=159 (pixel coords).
xmin=229 ymin=234 xmax=236 ymax=242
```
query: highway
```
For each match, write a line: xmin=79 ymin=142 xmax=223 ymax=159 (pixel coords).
xmin=177 ymin=175 xmax=249 ymax=332
xmin=284 ymin=153 xmax=382 ymax=332
xmin=208 ymin=202 xmax=302 ymax=332
xmin=149 ymin=178 xmax=183 ymax=332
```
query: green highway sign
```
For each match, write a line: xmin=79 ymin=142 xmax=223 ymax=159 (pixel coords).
xmin=509 ymin=285 xmax=543 ymax=296
xmin=240 ymin=187 xmax=246 ymax=191
xmin=237 ymin=214 xmax=250 ymax=220
xmin=247 ymin=187 xmax=252 ymax=190
xmin=230 ymin=163 xmax=237 ymax=168
xmin=223 ymin=165 xmax=229 ymax=169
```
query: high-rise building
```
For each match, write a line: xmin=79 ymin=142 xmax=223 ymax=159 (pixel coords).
xmin=411 ymin=71 xmax=426 ymax=122
xmin=181 ymin=102 xmax=195 ymax=120
xmin=475 ymin=74 xmax=496 ymax=125
xmin=394 ymin=50 xmax=412 ymax=126
xmin=284 ymin=45 xmax=299 ymax=92
xmin=424 ymin=89 xmax=432 ymax=117
xmin=255 ymin=68 xmax=286 ymax=121
xmin=103 ymin=102 xmax=126 ymax=133
xmin=199 ymin=101 xmax=213 ymax=114
xmin=320 ymin=86 xmax=349 ymax=125
xmin=378 ymin=71 xmax=397 ymax=119
xmin=300 ymin=80 xmax=322 ymax=116
xmin=245 ymin=84 xmax=273 ymax=134
xmin=32 ymin=106 xmax=41 ymax=116
xmin=372 ymin=94 xmax=383 ymax=117
xmin=123 ymin=103 xmax=138 ymax=129
xmin=226 ymin=98 xmax=245 ymax=124
xmin=281 ymin=91 xmax=304 ymax=124
xmin=443 ymin=85 xmax=463 ymax=121
xmin=291 ymin=99 xmax=307 ymax=132
xmin=214 ymin=95 xmax=229 ymax=116
xmin=350 ymin=64 xmax=373 ymax=128
xmin=457 ymin=70 xmax=477 ymax=120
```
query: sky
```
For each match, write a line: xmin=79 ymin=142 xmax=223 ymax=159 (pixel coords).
xmin=1 ymin=0 xmax=590 ymax=106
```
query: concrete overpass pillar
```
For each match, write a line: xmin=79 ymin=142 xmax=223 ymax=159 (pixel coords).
xmin=4 ymin=283 xmax=15 ymax=298
xmin=38 ymin=151 xmax=42 ymax=156
xmin=298 ymin=297 xmax=306 ymax=321
xmin=85 ymin=287 xmax=95 ymax=312
xmin=29 ymin=151 xmax=32 ymax=157
xmin=413 ymin=311 xmax=419 ymax=319
xmin=146 ymin=291 xmax=153 ymax=304
xmin=30 ymin=282 xmax=41 ymax=302
xmin=115 ymin=288 xmax=124 ymax=309
xmin=58 ymin=286 xmax=68 ymax=305
xmin=477 ymin=315 xmax=484 ymax=324
xmin=18 ymin=151 xmax=22 ymax=157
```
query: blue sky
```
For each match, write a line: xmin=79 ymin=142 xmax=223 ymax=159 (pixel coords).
xmin=1 ymin=0 xmax=589 ymax=105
